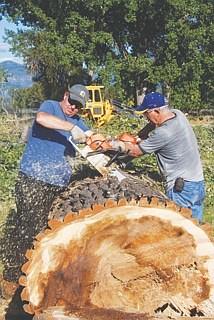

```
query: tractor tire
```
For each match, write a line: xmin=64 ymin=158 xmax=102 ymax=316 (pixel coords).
xmin=19 ymin=175 xmax=214 ymax=319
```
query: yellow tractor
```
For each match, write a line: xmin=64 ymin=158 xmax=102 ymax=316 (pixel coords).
xmin=83 ymin=85 xmax=115 ymax=126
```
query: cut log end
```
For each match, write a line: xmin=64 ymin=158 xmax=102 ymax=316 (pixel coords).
xmin=20 ymin=199 xmax=214 ymax=318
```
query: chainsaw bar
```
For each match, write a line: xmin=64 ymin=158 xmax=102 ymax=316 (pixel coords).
xmin=69 ymin=137 xmax=126 ymax=181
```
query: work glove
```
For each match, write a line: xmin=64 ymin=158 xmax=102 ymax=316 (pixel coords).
xmin=70 ymin=125 xmax=87 ymax=143
xmin=108 ymin=139 xmax=126 ymax=152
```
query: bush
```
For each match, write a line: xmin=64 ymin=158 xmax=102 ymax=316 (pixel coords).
xmin=0 ymin=116 xmax=25 ymax=204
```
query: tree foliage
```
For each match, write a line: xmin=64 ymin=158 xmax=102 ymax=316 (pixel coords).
xmin=8 ymin=82 xmax=46 ymax=110
xmin=0 ymin=67 xmax=11 ymax=113
xmin=0 ymin=0 xmax=213 ymax=109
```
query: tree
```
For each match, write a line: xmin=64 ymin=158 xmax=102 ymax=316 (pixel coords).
xmin=1 ymin=0 xmax=213 ymax=110
xmin=0 ymin=67 xmax=10 ymax=114
xmin=8 ymin=82 xmax=46 ymax=110
xmin=152 ymin=0 xmax=214 ymax=111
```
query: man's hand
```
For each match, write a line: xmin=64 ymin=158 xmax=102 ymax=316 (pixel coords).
xmin=109 ymin=139 xmax=143 ymax=157
xmin=70 ymin=125 xmax=87 ymax=143
xmin=108 ymin=139 xmax=126 ymax=152
xmin=85 ymin=130 xmax=94 ymax=137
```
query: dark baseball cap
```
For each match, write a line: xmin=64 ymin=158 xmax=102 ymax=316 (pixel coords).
xmin=135 ymin=92 xmax=169 ymax=114
xmin=68 ymin=84 xmax=89 ymax=107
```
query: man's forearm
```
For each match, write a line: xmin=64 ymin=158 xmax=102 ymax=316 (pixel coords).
xmin=124 ymin=142 xmax=143 ymax=157
xmin=36 ymin=112 xmax=75 ymax=131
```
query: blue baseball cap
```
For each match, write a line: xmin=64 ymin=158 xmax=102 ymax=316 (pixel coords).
xmin=135 ymin=92 xmax=168 ymax=114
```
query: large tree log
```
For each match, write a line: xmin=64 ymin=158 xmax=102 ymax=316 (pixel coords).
xmin=1 ymin=170 xmax=213 ymax=319
xmin=19 ymin=191 xmax=214 ymax=319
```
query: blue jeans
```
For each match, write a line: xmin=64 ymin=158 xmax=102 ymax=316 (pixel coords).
xmin=166 ymin=180 xmax=206 ymax=223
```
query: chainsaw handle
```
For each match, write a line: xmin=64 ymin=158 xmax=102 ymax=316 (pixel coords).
xmin=86 ymin=133 xmax=112 ymax=150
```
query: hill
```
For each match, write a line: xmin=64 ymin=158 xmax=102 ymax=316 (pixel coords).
xmin=0 ymin=60 xmax=33 ymax=89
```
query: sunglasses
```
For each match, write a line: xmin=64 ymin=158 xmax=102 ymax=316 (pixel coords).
xmin=68 ymin=97 xmax=83 ymax=110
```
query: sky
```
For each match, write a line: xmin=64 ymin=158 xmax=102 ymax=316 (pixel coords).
xmin=0 ymin=16 xmax=28 ymax=64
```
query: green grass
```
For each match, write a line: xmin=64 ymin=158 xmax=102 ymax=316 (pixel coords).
xmin=193 ymin=124 xmax=214 ymax=226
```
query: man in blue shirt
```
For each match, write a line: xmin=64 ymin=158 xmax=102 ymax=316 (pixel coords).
xmin=20 ymin=84 xmax=93 ymax=186
xmin=3 ymin=84 xmax=94 ymax=281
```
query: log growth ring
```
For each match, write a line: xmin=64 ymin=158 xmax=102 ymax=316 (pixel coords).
xmin=20 ymin=198 xmax=214 ymax=316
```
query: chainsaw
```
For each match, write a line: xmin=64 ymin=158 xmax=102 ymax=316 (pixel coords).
xmin=69 ymin=132 xmax=137 ymax=181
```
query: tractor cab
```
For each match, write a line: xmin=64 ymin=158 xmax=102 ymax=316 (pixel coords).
xmin=83 ymin=85 xmax=114 ymax=126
